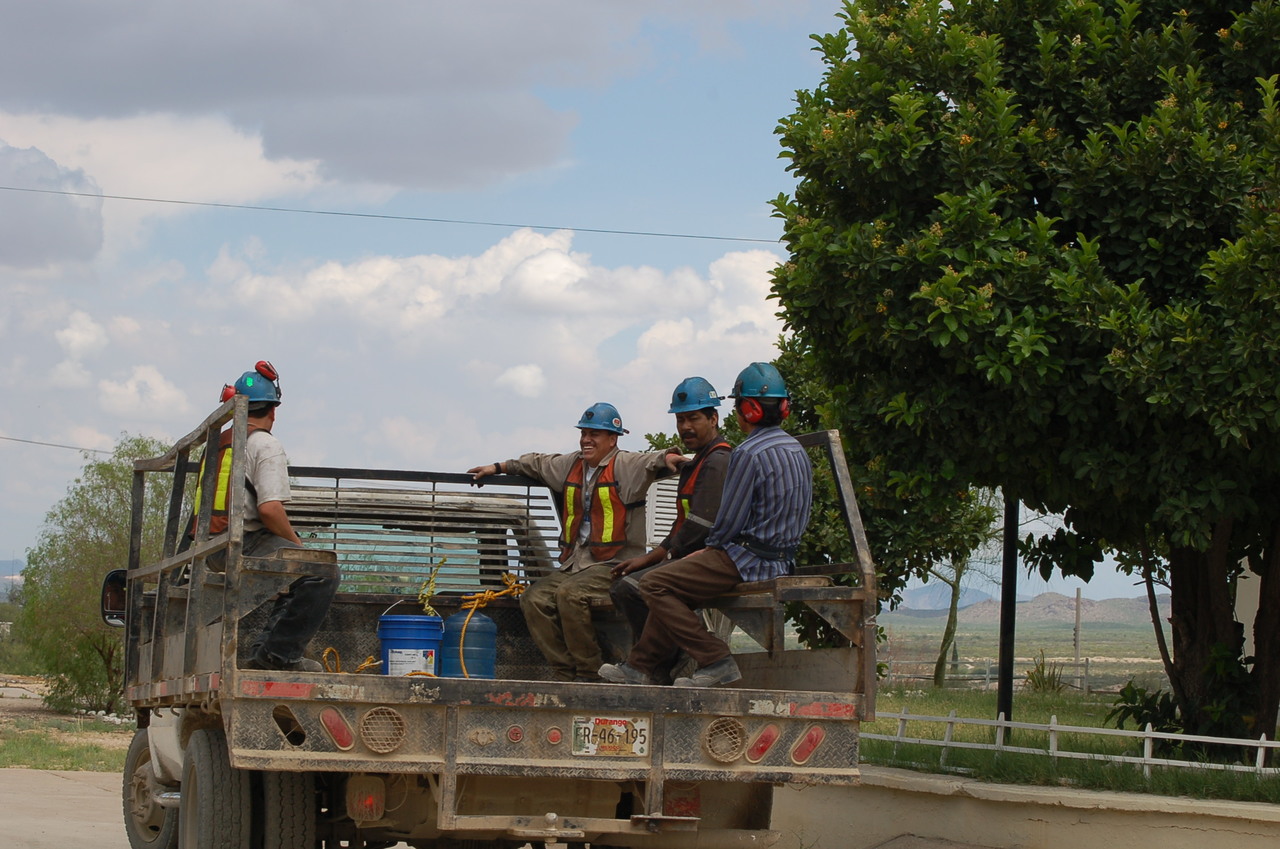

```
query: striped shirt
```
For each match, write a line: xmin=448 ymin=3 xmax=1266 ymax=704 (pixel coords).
xmin=706 ymin=426 xmax=812 ymax=582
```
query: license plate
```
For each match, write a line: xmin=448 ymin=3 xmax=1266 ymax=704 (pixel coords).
xmin=572 ymin=716 xmax=650 ymax=757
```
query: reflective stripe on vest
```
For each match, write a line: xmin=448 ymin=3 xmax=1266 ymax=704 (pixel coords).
xmin=189 ymin=427 xmax=260 ymax=538
xmin=675 ymin=438 xmax=731 ymax=534
xmin=561 ymin=455 xmax=628 ymax=562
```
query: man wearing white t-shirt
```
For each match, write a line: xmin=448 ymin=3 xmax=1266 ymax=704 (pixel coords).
xmin=198 ymin=362 xmax=337 ymax=672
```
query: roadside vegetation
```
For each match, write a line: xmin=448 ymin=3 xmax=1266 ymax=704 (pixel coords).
xmin=0 ymin=713 xmax=129 ymax=771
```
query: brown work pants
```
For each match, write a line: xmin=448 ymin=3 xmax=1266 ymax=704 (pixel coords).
xmin=627 ymin=547 xmax=742 ymax=674
xmin=520 ymin=562 xmax=613 ymax=681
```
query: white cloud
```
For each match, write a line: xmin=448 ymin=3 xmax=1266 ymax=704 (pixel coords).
xmin=495 ymin=365 xmax=547 ymax=399
xmin=98 ymin=365 xmax=191 ymax=418
xmin=55 ymin=310 xmax=108 ymax=359
xmin=0 ymin=112 xmax=325 ymax=253
xmin=0 ymin=142 xmax=102 ymax=268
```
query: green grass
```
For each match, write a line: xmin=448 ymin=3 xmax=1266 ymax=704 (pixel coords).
xmin=864 ymin=686 xmax=1280 ymax=802
xmin=0 ymin=716 xmax=130 ymax=771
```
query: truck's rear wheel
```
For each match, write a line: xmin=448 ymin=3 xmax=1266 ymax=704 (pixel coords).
xmin=124 ymin=728 xmax=178 ymax=849
xmin=259 ymin=771 xmax=316 ymax=849
xmin=180 ymin=728 xmax=250 ymax=849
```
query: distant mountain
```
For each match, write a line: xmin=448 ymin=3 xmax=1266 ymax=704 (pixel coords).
xmin=956 ymin=591 xmax=1169 ymax=625
xmin=883 ymin=589 xmax=1171 ymax=626
xmin=899 ymin=584 xmax=994 ymax=611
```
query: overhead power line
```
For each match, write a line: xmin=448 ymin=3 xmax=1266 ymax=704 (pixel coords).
xmin=0 ymin=185 xmax=781 ymax=245
xmin=0 ymin=434 xmax=110 ymax=455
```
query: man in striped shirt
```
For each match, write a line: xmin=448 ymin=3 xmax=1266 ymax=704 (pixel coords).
xmin=601 ymin=362 xmax=812 ymax=687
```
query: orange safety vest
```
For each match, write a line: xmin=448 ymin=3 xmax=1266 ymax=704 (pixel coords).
xmin=673 ymin=438 xmax=731 ymax=535
xmin=188 ymin=427 xmax=261 ymax=538
xmin=560 ymin=455 xmax=632 ymax=563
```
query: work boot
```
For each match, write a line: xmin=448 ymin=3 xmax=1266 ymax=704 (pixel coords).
xmin=672 ymin=656 xmax=741 ymax=688
xmin=598 ymin=662 xmax=654 ymax=685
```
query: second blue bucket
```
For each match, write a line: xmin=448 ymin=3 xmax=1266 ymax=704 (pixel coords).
xmin=377 ymin=614 xmax=443 ymax=676
xmin=439 ymin=611 xmax=497 ymax=679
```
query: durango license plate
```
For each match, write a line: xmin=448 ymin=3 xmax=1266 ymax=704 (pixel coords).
xmin=572 ymin=716 xmax=650 ymax=757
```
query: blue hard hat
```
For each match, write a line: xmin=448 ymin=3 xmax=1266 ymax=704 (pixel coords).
xmin=730 ymin=362 xmax=788 ymax=399
xmin=668 ymin=376 xmax=722 ymax=414
xmin=234 ymin=366 xmax=281 ymax=405
xmin=576 ymin=402 xmax=628 ymax=435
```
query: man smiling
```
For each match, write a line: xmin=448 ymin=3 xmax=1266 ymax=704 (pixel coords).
xmin=469 ymin=403 xmax=679 ymax=681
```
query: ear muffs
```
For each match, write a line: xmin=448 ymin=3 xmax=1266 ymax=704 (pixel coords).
xmin=737 ymin=397 xmax=791 ymax=424
xmin=254 ymin=360 xmax=282 ymax=401
xmin=220 ymin=384 xmax=236 ymax=403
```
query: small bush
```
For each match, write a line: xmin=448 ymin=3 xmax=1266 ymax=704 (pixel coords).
xmin=1024 ymin=650 xmax=1066 ymax=694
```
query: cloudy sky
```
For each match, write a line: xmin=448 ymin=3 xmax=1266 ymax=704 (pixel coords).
xmin=0 ymin=1 xmax=1139 ymax=599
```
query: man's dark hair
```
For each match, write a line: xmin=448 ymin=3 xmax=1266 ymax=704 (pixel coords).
xmin=247 ymin=401 xmax=278 ymax=416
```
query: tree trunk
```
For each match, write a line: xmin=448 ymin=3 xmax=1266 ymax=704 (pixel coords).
xmin=1252 ymin=523 xmax=1280 ymax=744
xmin=1166 ymin=519 xmax=1242 ymax=735
xmin=933 ymin=576 xmax=962 ymax=688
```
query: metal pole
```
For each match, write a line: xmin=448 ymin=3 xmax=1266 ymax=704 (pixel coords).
xmin=1074 ymin=588 xmax=1083 ymax=691
xmin=997 ymin=493 xmax=1018 ymax=725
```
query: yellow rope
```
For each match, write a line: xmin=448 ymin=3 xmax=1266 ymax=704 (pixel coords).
xmin=323 ymin=646 xmax=383 ymax=674
xmin=417 ymin=557 xmax=448 ymax=616
xmin=448 ymin=573 xmax=527 ymax=678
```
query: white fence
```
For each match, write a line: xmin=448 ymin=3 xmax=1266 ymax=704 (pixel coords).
xmin=864 ymin=708 xmax=1280 ymax=777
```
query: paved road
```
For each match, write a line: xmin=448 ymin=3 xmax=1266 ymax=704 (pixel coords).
xmin=0 ymin=767 xmax=993 ymax=849
xmin=1 ymin=769 xmax=130 ymax=849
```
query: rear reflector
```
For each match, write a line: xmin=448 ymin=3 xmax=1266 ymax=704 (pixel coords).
xmin=790 ymin=725 xmax=826 ymax=765
xmin=745 ymin=723 xmax=780 ymax=764
xmin=319 ymin=707 xmax=355 ymax=751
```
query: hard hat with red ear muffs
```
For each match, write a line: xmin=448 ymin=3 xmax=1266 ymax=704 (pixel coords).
xmin=231 ymin=360 xmax=282 ymax=405
xmin=730 ymin=362 xmax=791 ymax=424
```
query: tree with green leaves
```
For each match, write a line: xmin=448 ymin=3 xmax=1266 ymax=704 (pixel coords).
xmin=15 ymin=435 xmax=170 ymax=713
xmin=774 ymin=0 xmax=1280 ymax=736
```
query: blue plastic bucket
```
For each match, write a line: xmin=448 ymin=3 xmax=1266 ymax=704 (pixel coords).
xmin=377 ymin=614 xmax=443 ymax=676
xmin=439 ymin=611 xmax=497 ymax=679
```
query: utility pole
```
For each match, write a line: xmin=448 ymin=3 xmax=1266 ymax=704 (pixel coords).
xmin=997 ymin=493 xmax=1018 ymax=727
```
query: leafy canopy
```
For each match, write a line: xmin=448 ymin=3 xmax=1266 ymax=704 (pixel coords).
xmin=15 ymin=435 xmax=170 ymax=713
xmin=773 ymin=0 xmax=1280 ymax=576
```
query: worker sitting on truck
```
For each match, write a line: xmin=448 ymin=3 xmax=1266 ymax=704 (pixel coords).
xmin=196 ymin=362 xmax=338 ymax=673
xmin=609 ymin=377 xmax=731 ymax=681
xmin=600 ymin=362 xmax=812 ymax=687
xmin=469 ymin=403 xmax=680 ymax=682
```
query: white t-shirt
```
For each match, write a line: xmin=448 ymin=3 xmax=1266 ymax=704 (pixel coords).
xmin=242 ymin=430 xmax=291 ymax=532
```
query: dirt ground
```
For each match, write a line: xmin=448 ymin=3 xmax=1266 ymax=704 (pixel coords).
xmin=0 ymin=674 xmax=132 ymax=750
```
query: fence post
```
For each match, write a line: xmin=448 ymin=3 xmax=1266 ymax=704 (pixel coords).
xmin=1256 ymin=734 xmax=1268 ymax=774
xmin=1143 ymin=722 xmax=1154 ymax=780
xmin=940 ymin=709 xmax=957 ymax=768
xmin=892 ymin=708 xmax=908 ymax=761
xmin=1049 ymin=715 xmax=1058 ymax=763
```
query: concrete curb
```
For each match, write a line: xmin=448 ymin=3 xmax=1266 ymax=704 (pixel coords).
xmin=772 ymin=765 xmax=1280 ymax=849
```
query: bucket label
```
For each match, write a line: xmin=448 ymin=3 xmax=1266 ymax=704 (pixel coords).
xmin=387 ymin=647 xmax=436 ymax=677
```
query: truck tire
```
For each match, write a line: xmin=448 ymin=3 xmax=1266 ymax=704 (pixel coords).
xmin=259 ymin=771 xmax=316 ymax=849
xmin=180 ymin=728 xmax=250 ymax=849
xmin=124 ymin=728 xmax=179 ymax=849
